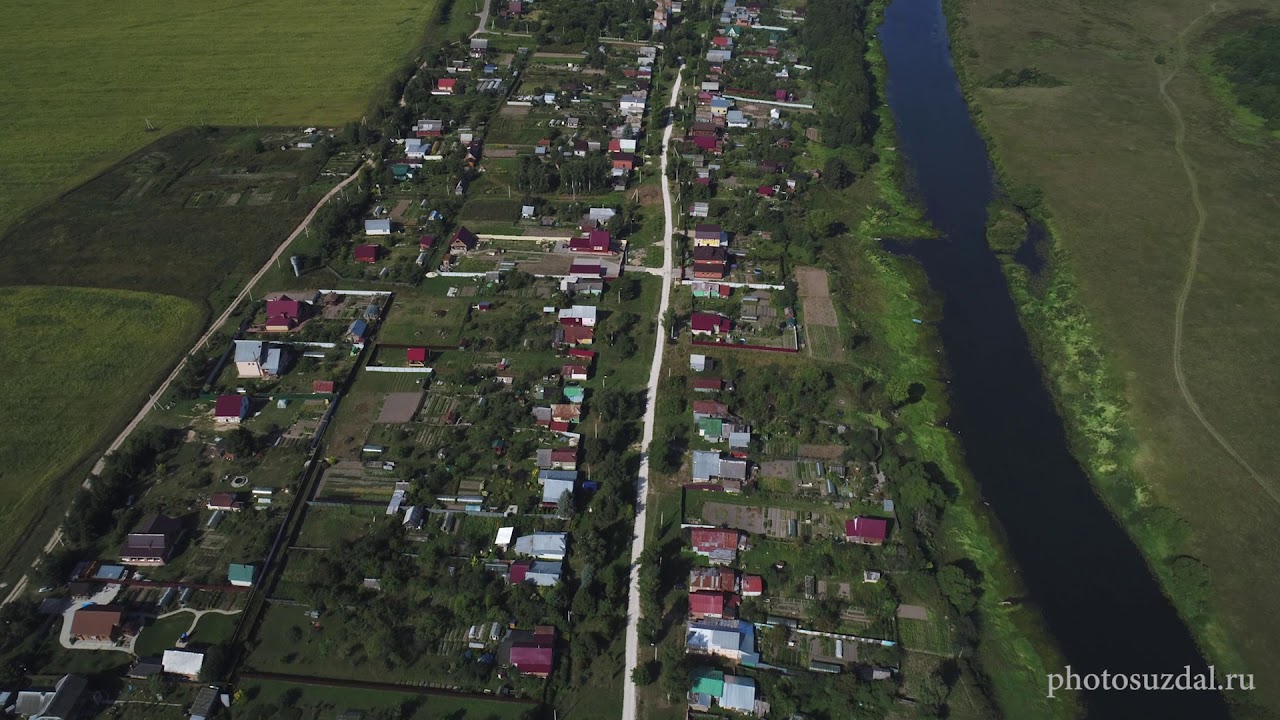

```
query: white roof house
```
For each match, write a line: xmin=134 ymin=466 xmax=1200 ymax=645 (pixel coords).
xmin=541 ymin=477 xmax=575 ymax=505
xmin=690 ymin=354 xmax=711 ymax=372
xmin=588 ymin=207 xmax=617 ymax=222
xmin=686 ymin=619 xmax=758 ymax=663
xmin=162 ymin=649 xmax=205 ymax=679
xmin=513 ymin=531 xmax=568 ymax=560
xmin=558 ymin=305 xmax=598 ymax=327
xmin=495 ymin=526 xmax=515 ymax=550
xmin=365 ymin=219 xmax=392 ymax=235
xmin=526 ymin=560 xmax=563 ymax=586
xmin=692 ymin=451 xmax=722 ymax=482
xmin=721 ymin=675 xmax=757 ymax=713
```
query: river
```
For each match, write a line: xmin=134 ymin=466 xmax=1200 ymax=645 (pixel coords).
xmin=877 ymin=0 xmax=1229 ymax=716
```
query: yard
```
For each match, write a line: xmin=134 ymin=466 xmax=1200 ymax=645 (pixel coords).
xmin=0 ymin=286 xmax=204 ymax=577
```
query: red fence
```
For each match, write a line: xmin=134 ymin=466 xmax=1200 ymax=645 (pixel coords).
xmin=691 ymin=339 xmax=799 ymax=354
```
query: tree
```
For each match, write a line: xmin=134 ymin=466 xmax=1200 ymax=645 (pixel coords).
xmin=937 ymin=565 xmax=978 ymax=615
xmin=632 ymin=661 xmax=658 ymax=686
xmin=822 ymin=157 xmax=853 ymax=189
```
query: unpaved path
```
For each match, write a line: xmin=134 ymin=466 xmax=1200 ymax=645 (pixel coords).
xmin=622 ymin=65 xmax=683 ymax=720
xmin=1158 ymin=4 xmax=1278 ymax=503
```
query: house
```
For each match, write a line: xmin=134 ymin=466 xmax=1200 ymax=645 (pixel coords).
xmin=213 ymin=394 xmax=249 ymax=424
xmin=757 ymin=184 xmax=776 ymax=198
xmin=845 ymin=517 xmax=889 ymax=546
xmin=69 ymin=607 xmax=123 ymax=642
xmin=264 ymin=297 xmax=305 ymax=331
xmin=690 ymin=528 xmax=745 ymax=565
xmin=721 ymin=675 xmax=759 ymax=714
xmin=513 ymin=531 xmax=568 ymax=560
xmin=414 ymin=119 xmax=444 ymax=137
xmin=228 ymin=563 xmax=256 ymax=587
xmin=561 ymin=364 xmax=590 ymax=382
xmin=568 ymin=261 xmax=603 ymax=277
xmin=561 ymin=325 xmax=595 ymax=346
xmin=693 ymin=223 xmax=726 ymax=246
xmin=12 ymin=674 xmax=87 ymax=720
xmin=419 ymin=234 xmax=437 ymax=249
xmin=450 ymin=226 xmax=479 ymax=252
xmin=685 ymin=619 xmax=758 ymax=664
xmin=693 ymin=261 xmax=727 ymax=279
xmin=690 ymin=566 xmax=738 ymax=593
xmin=727 ymin=110 xmax=750 ymax=129
xmin=694 ymin=377 xmax=723 ymax=393
xmin=206 ymin=493 xmax=243 ymax=512
xmin=690 ymin=201 xmax=710 ymax=217
xmin=522 ymin=560 xmax=564 ymax=586
xmin=567 ymin=348 xmax=595 ymax=362
xmin=495 ymin=526 xmax=515 ymax=551
xmin=619 ymin=93 xmax=647 ymax=115
xmin=347 ymin=319 xmax=369 ymax=344
xmin=690 ymin=281 xmax=730 ymax=299
xmin=121 ymin=514 xmax=183 ymax=565
xmin=469 ymin=37 xmax=489 ymax=57
xmin=539 ymin=470 xmax=576 ymax=506
xmin=689 ymin=591 xmax=732 ymax=619
xmin=689 ymin=668 xmax=725 ymax=712
xmin=508 ymin=626 xmax=556 ymax=677
xmin=407 ymin=347 xmax=428 ymax=366
xmin=353 ymin=244 xmax=379 ymax=263
xmin=189 ymin=685 xmax=220 ymax=720
xmin=728 ymin=430 xmax=751 ymax=456
xmin=612 ymin=152 xmax=636 ymax=171
xmin=162 ymin=649 xmax=205 ymax=680
xmin=569 ymin=229 xmax=611 ymax=253
xmin=563 ymin=277 xmax=605 ymax=295
xmin=710 ymin=96 xmax=731 ymax=116
xmin=711 ymin=34 xmax=733 ymax=48
xmin=741 ymin=575 xmax=763 ymax=597
xmin=691 ymin=312 xmax=731 ymax=336
xmin=312 ymin=379 xmax=336 ymax=394
xmin=690 ymin=354 xmax=712 ymax=372
xmin=558 ymin=305 xmax=598 ymax=327
xmin=562 ymin=385 xmax=586 ymax=404
xmin=434 ymin=77 xmax=459 ymax=94
xmin=364 ymin=219 xmax=392 ymax=236
xmin=233 ymin=340 xmax=288 ymax=379
xmin=693 ymin=401 xmax=728 ymax=420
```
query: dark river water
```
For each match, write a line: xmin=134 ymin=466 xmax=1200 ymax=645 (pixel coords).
xmin=877 ymin=0 xmax=1229 ymax=716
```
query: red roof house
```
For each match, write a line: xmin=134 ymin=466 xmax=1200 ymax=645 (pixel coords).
xmin=693 ymin=246 xmax=728 ymax=264
xmin=569 ymin=229 xmax=612 ymax=254
xmin=312 ymin=380 xmax=336 ymax=394
xmin=612 ymin=152 xmax=636 ymax=171
xmin=689 ymin=591 xmax=731 ymax=619
xmin=711 ymin=35 xmax=732 ymax=47
xmin=509 ymin=560 xmax=530 ymax=583
xmin=569 ymin=261 xmax=603 ymax=276
xmin=354 ymin=244 xmax=379 ymax=263
xmin=845 ymin=517 xmax=890 ymax=546
xmin=693 ymin=262 xmax=727 ymax=279
xmin=742 ymin=575 xmax=763 ymax=597
xmin=692 ymin=400 xmax=729 ymax=417
xmin=549 ymin=420 xmax=572 ymax=433
xmin=561 ymin=364 xmax=590 ymax=381
xmin=562 ymin=325 xmax=595 ymax=346
xmin=567 ymin=348 xmax=596 ymax=360
xmin=214 ymin=395 xmax=249 ymax=423
xmin=419 ymin=234 xmax=437 ymax=249
xmin=757 ymin=185 xmax=776 ymax=198
xmin=265 ymin=298 xmax=303 ymax=332
xmin=207 ymin=493 xmax=244 ymax=512
xmin=691 ymin=528 xmax=742 ymax=554
xmin=436 ymin=77 xmax=459 ymax=94
xmin=509 ymin=626 xmax=556 ymax=677
xmin=450 ymin=226 xmax=478 ymax=252
xmin=693 ymin=377 xmax=723 ymax=392
xmin=406 ymin=347 xmax=428 ymax=366
xmin=691 ymin=312 xmax=731 ymax=336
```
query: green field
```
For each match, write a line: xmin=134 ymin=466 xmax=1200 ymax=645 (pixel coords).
xmin=0 ymin=0 xmax=440 ymax=234
xmin=948 ymin=0 xmax=1280 ymax=712
xmin=0 ymin=286 xmax=203 ymax=565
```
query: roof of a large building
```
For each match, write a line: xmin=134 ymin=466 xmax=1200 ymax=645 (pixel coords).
xmin=846 ymin=516 xmax=889 ymax=541
xmin=69 ymin=606 xmax=122 ymax=637
xmin=512 ymin=532 xmax=568 ymax=560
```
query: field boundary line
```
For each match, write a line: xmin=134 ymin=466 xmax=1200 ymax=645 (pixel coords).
xmin=1158 ymin=3 xmax=1280 ymax=504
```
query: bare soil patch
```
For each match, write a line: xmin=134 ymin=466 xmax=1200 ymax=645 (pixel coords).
xmin=377 ymin=392 xmax=424 ymax=424
xmin=795 ymin=266 xmax=838 ymax=327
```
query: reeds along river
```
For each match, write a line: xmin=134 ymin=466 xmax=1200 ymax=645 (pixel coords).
xmin=876 ymin=0 xmax=1228 ymax=716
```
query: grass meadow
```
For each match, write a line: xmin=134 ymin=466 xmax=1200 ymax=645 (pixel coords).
xmin=0 ymin=0 xmax=440 ymax=234
xmin=948 ymin=0 xmax=1280 ymax=711
xmin=0 ymin=286 xmax=203 ymax=566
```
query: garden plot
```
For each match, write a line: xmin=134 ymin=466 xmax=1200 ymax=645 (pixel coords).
xmin=376 ymin=392 xmax=425 ymax=423
xmin=702 ymin=502 xmax=796 ymax=540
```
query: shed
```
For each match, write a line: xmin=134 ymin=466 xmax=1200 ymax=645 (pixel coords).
xmin=228 ymin=563 xmax=256 ymax=587
xmin=162 ymin=649 xmax=205 ymax=679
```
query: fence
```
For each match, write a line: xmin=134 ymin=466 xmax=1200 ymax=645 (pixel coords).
xmin=692 ymin=339 xmax=798 ymax=354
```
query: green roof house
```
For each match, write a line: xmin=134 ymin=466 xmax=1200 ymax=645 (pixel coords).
xmin=698 ymin=417 xmax=725 ymax=441
xmin=228 ymin=563 xmax=256 ymax=588
xmin=689 ymin=668 xmax=725 ymax=711
xmin=563 ymin=386 xmax=586 ymax=404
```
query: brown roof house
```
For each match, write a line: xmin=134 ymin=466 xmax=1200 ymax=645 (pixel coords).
xmin=69 ymin=606 xmax=124 ymax=642
xmin=121 ymin=514 xmax=183 ymax=566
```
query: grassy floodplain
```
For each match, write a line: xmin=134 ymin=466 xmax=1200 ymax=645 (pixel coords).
xmin=946 ymin=0 xmax=1280 ymax=712
xmin=0 ymin=286 xmax=203 ymax=563
xmin=0 ymin=0 xmax=440 ymax=233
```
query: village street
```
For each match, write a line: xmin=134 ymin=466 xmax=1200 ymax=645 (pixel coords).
xmin=622 ymin=62 xmax=683 ymax=720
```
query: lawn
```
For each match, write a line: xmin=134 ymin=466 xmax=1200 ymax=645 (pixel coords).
xmin=235 ymin=678 xmax=535 ymax=719
xmin=949 ymin=0 xmax=1280 ymax=711
xmin=0 ymin=286 xmax=203 ymax=570
xmin=0 ymin=0 xmax=441 ymax=234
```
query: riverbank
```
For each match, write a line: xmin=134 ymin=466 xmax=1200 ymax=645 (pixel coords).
xmin=939 ymin=0 xmax=1269 ymax=714
xmin=814 ymin=3 xmax=1076 ymax=716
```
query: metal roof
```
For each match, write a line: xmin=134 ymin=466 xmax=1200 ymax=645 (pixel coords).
xmin=513 ymin=532 xmax=567 ymax=560
xmin=721 ymin=675 xmax=756 ymax=711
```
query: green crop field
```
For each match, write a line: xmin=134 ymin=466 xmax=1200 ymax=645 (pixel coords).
xmin=0 ymin=0 xmax=441 ymax=234
xmin=0 ymin=286 xmax=203 ymax=563
xmin=948 ymin=0 xmax=1280 ymax=712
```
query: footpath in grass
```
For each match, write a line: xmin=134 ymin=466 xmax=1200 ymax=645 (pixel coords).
xmin=0 ymin=0 xmax=440 ymax=234
xmin=0 ymin=286 xmax=203 ymax=567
